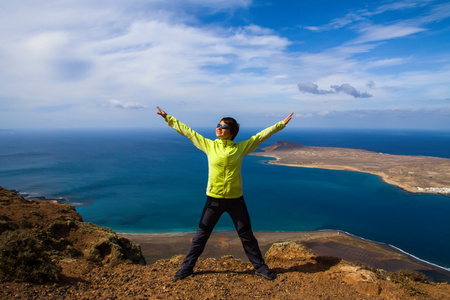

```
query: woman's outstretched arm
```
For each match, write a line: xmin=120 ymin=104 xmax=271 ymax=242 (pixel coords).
xmin=155 ymin=106 xmax=212 ymax=153
xmin=241 ymin=112 xmax=294 ymax=155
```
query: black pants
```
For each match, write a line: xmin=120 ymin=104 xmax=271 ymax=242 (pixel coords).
xmin=179 ymin=196 xmax=266 ymax=272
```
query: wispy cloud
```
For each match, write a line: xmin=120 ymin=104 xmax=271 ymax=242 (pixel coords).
xmin=370 ymin=0 xmax=432 ymax=15
xmin=351 ymin=24 xmax=426 ymax=44
xmin=105 ymin=100 xmax=147 ymax=109
xmin=293 ymin=108 xmax=450 ymax=129
xmin=304 ymin=0 xmax=435 ymax=32
xmin=302 ymin=0 xmax=445 ymax=47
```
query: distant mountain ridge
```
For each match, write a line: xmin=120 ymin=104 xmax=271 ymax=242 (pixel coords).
xmin=261 ymin=141 xmax=305 ymax=151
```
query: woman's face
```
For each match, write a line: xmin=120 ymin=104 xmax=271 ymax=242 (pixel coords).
xmin=216 ymin=121 xmax=232 ymax=140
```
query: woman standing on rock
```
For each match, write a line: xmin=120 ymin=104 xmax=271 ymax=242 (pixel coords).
xmin=156 ymin=106 xmax=293 ymax=280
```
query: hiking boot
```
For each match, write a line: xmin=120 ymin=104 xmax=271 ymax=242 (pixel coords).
xmin=174 ymin=269 xmax=193 ymax=280
xmin=255 ymin=266 xmax=276 ymax=280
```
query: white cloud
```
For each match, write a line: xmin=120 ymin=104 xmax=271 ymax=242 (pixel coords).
xmin=352 ymin=24 xmax=426 ymax=44
xmin=106 ymin=100 xmax=147 ymax=109
xmin=372 ymin=0 xmax=432 ymax=15
xmin=304 ymin=0 xmax=436 ymax=33
xmin=0 ymin=0 xmax=449 ymax=129
xmin=317 ymin=111 xmax=330 ymax=116
xmin=364 ymin=57 xmax=407 ymax=69
xmin=0 ymin=4 xmax=290 ymax=112
xmin=420 ymin=2 xmax=450 ymax=23
xmin=304 ymin=12 xmax=365 ymax=31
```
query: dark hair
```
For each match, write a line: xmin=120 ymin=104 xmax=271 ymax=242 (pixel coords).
xmin=221 ymin=117 xmax=239 ymax=140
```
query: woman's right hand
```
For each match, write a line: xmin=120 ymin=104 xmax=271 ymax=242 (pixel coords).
xmin=283 ymin=112 xmax=294 ymax=125
xmin=156 ymin=106 xmax=167 ymax=119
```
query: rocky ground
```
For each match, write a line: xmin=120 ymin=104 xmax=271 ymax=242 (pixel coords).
xmin=2 ymin=246 xmax=450 ymax=299
xmin=1 ymin=186 xmax=449 ymax=299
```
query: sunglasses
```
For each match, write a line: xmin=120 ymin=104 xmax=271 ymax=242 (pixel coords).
xmin=217 ymin=124 xmax=230 ymax=130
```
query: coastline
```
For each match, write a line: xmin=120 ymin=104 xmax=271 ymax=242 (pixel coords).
xmin=122 ymin=230 xmax=450 ymax=283
xmin=250 ymin=142 xmax=450 ymax=195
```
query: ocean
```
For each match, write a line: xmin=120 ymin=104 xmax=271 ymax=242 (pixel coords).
xmin=1 ymin=127 xmax=449 ymax=269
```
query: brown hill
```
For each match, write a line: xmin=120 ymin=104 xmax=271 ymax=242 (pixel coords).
xmin=1 ymin=186 xmax=449 ymax=299
xmin=261 ymin=140 xmax=305 ymax=152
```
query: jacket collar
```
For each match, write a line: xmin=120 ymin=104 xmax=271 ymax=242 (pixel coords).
xmin=215 ymin=139 xmax=236 ymax=146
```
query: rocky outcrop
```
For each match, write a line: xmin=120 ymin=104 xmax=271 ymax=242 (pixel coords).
xmin=0 ymin=186 xmax=146 ymax=283
xmin=264 ymin=241 xmax=432 ymax=297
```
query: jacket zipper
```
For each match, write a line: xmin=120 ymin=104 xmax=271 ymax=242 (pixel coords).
xmin=223 ymin=140 xmax=228 ymax=198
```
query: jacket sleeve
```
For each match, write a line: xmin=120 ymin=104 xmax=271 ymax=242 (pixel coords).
xmin=165 ymin=115 xmax=211 ymax=153
xmin=241 ymin=121 xmax=286 ymax=155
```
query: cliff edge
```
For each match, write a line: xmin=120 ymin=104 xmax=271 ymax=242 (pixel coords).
xmin=1 ymin=186 xmax=449 ymax=299
xmin=0 ymin=186 xmax=145 ymax=284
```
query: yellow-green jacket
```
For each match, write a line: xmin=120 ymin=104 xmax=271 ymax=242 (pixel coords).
xmin=165 ymin=115 xmax=286 ymax=199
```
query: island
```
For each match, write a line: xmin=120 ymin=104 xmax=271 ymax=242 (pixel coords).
xmin=250 ymin=141 xmax=450 ymax=195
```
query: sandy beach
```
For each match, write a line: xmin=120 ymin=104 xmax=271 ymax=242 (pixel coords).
xmin=122 ymin=230 xmax=450 ymax=283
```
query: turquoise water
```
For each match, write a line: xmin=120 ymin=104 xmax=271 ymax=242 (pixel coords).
xmin=0 ymin=128 xmax=449 ymax=268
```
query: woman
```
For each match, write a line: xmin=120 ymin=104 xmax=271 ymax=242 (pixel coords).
xmin=156 ymin=106 xmax=293 ymax=280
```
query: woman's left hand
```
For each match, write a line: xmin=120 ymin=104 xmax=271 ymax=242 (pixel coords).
xmin=283 ymin=112 xmax=294 ymax=125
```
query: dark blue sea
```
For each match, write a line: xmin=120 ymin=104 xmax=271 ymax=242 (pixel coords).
xmin=1 ymin=128 xmax=449 ymax=269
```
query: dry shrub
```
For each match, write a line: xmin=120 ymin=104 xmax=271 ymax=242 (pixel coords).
xmin=389 ymin=269 xmax=428 ymax=284
xmin=350 ymin=261 xmax=428 ymax=297
xmin=0 ymin=231 xmax=61 ymax=283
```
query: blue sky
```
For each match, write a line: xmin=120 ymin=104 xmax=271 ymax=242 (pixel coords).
xmin=1 ymin=0 xmax=449 ymax=129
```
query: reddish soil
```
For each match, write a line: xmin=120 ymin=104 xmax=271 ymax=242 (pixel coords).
xmin=1 ymin=186 xmax=449 ymax=299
